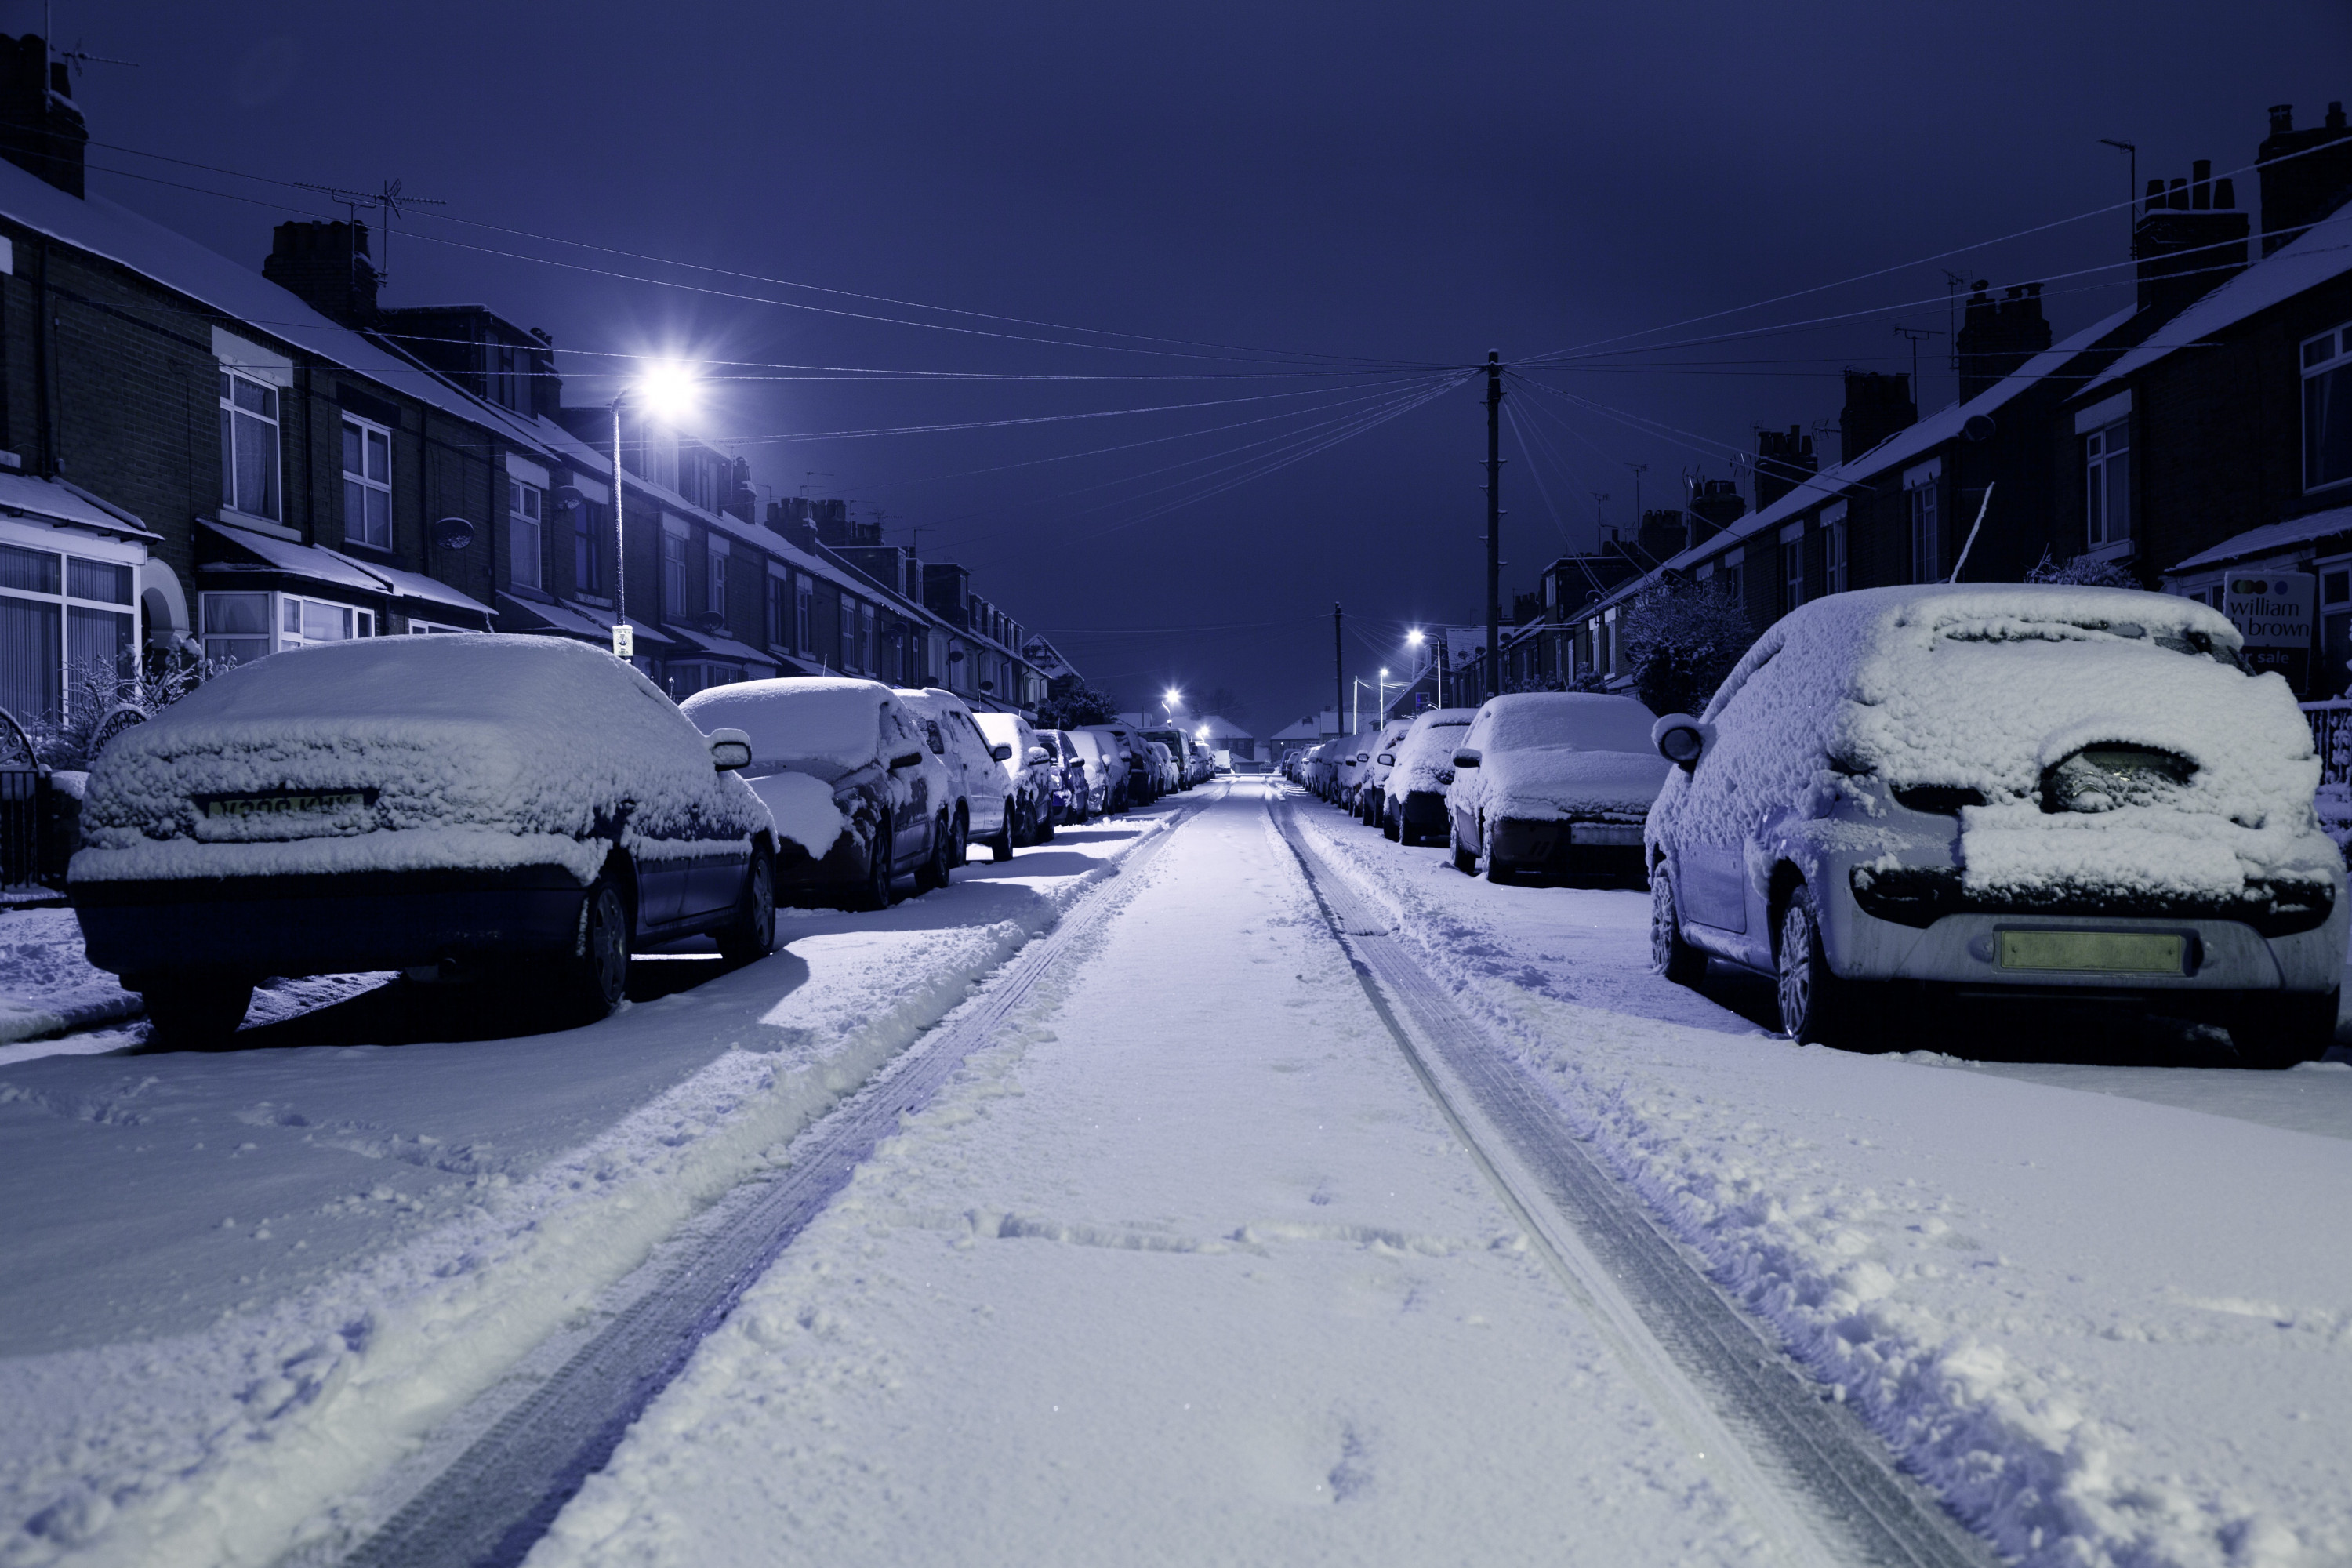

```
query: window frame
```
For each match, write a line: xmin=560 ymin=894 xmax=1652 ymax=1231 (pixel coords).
xmin=218 ymin=368 xmax=283 ymax=523
xmin=507 ymin=475 xmax=543 ymax=590
xmin=2085 ymin=417 xmax=2132 ymax=548
xmin=198 ymin=588 xmax=373 ymax=670
xmin=1909 ymin=479 xmax=1940 ymax=583
xmin=339 ymin=413 xmax=394 ymax=550
xmin=1824 ymin=516 xmax=1849 ymax=594
xmin=0 ymin=534 xmax=140 ymax=720
xmin=2302 ymin=323 xmax=2352 ymax=494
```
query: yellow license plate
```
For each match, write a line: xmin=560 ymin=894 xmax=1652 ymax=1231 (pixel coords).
xmin=1996 ymin=930 xmax=2184 ymax=974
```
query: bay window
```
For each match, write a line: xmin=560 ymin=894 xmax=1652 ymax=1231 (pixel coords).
xmin=199 ymin=590 xmax=372 ymax=669
xmin=0 ymin=539 xmax=136 ymax=720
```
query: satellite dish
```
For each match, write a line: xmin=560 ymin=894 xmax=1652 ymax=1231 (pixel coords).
xmin=697 ymin=611 xmax=729 ymax=633
xmin=552 ymin=485 xmax=584 ymax=513
xmin=1962 ymin=414 xmax=1997 ymax=442
xmin=947 ymin=649 xmax=966 ymax=663
xmin=431 ymin=517 xmax=476 ymax=550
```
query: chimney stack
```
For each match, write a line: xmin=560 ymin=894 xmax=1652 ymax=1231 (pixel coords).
xmin=2134 ymin=158 xmax=2248 ymax=319
xmin=1838 ymin=370 xmax=1916 ymax=463
xmin=1955 ymin=279 xmax=2052 ymax=401
xmin=0 ymin=36 xmax=85 ymax=198
xmin=1751 ymin=424 xmax=1817 ymax=512
xmin=1684 ymin=477 xmax=1747 ymax=545
xmin=2257 ymin=98 xmax=2352 ymax=257
xmin=262 ymin=220 xmax=381 ymax=325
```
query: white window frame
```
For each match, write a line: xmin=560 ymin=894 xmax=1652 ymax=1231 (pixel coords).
xmin=796 ymin=575 xmax=814 ymax=654
xmin=2085 ymin=418 xmax=2132 ymax=549
xmin=198 ymin=589 xmax=374 ymax=669
xmin=340 ymin=414 xmax=394 ymax=550
xmin=1821 ymin=503 xmax=1849 ymax=594
xmin=839 ymin=593 xmax=858 ymax=672
xmin=0 ymin=526 xmax=141 ymax=720
xmin=706 ymin=535 xmax=729 ymax=620
xmin=1907 ymin=476 xmax=1940 ymax=583
xmin=507 ymin=474 xmax=543 ymax=590
xmin=218 ymin=368 xmax=282 ymax=524
xmin=662 ymin=519 xmax=690 ymax=622
xmin=2301 ymin=322 xmax=2352 ymax=493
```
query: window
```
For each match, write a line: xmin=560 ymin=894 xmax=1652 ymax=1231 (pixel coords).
xmin=198 ymin=590 xmax=371 ymax=669
xmin=508 ymin=476 xmax=543 ymax=590
xmin=1824 ymin=517 xmax=1849 ymax=594
xmin=219 ymin=371 xmax=281 ymax=521
xmin=662 ymin=531 xmax=688 ymax=620
xmin=341 ymin=416 xmax=392 ymax=549
xmin=796 ymin=577 xmax=813 ymax=653
xmin=860 ymin=604 xmax=877 ymax=677
xmin=1782 ymin=537 xmax=1805 ymax=612
xmin=839 ymin=593 xmax=858 ymax=672
xmin=2303 ymin=325 xmax=2352 ymax=492
xmin=574 ymin=501 xmax=600 ymax=595
xmin=707 ymin=543 xmax=728 ymax=620
xmin=2323 ymin=563 xmax=2352 ymax=699
xmin=1910 ymin=481 xmax=1940 ymax=583
xmin=766 ymin=573 xmax=789 ymax=648
xmin=2085 ymin=419 xmax=2131 ymax=547
xmin=0 ymin=540 xmax=135 ymax=720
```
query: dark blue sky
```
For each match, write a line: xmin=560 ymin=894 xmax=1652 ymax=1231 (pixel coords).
xmin=24 ymin=0 xmax=2350 ymax=728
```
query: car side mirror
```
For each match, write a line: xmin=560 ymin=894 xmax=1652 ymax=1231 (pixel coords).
xmin=891 ymin=751 xmax=924 ymax=770
xmin=1652 ymin=713 xmax=1708 ymax=771
xmin=1026 ymin=745 xmax=1051 ymax=764
xmin=1452 ymin=748 xmax=1481 ymax=769
xmin=991 ymin=743 xmax=1013 ymax=761
xmin=1377 ymin=753 xmax=1395 ymax=765
xmin=707 ymin=728 xmax=753 ymax=772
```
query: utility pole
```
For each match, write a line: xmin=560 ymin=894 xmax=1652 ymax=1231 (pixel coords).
xmin=1484 ymin=350 xmax=1503 ymax=702
xmin=1333 ymin=603 xmax=1345 ymax=734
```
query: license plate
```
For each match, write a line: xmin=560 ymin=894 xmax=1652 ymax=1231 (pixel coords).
xmin=202 ymin=790 xmax=368 ymax=821
xmin=1570 ymin=822 xmax=1643 ymax=846
xmin=1996 ymin=929 xmax=2185 ymax=974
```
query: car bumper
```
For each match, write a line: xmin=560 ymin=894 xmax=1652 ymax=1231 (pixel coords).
xmin=1396 ymin=791 xmax=1448 ymax=831
xmin=1826 ymin=905 xmax=2342 ymax=995
xmin=775 ymin=827 xmax=879 ymax=899
xmin=72 ymin=865 xmax=592 ymax=982
xmin=1490 ymin=816 xmax=1647 ymax=869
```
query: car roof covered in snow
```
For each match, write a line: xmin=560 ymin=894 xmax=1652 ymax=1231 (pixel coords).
xmin=681 ymin=677 xmax=899 ymax=778
xmin=1474 ymin=692 xmax=1658 ymax=754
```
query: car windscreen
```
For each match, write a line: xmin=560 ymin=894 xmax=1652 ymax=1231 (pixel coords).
xmin=1481 ymin=696 xmax=1657 ymax=754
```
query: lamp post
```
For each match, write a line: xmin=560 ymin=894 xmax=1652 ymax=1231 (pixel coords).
xmin=1376 ymin=666 xmax=1390 ymax=725
xmin=608 ymin=361 xmax=698 ymax=660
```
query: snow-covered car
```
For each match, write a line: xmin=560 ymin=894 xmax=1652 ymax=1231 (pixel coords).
xmin=973 ymin=710 xmax=1055 ymax=846
xmin=681 ymin=677 xmax=957 ymax=913
xmin=1446 ymin=692 xmax=1666 ymax=883
xmin=1079 ymin=724 xmax=1142 ymax=810
xmin=71 ymin=636 xmax=776 ymax=1045
xmin=1356 ymin=718 xmax=1417 ymax=827
xmin=1139 ymin=728 xmax=1193 ymax=791
xmin=1381 ymin=707 xmax=1479 ymax=844
xmin=1147 ymin=741 xmax=1178 ymax=795
xmin=1063 ymin=728 xmax=1116 ymax=817
xmin=898 ymin=688 xmax=1010 ymax=860
xmin=1335 ymin=736 xmax=1377 ymax=808
xmin=1034 ymin=729 xmax=1086 ymax=823
xmin=1644 ymin=584 xmax=2347 ymax=1063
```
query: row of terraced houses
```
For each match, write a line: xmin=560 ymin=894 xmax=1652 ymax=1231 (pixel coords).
xmin=1454 ymin=98 xmax=2352 ymax=708
xmin=0 ymin=34 xmax=1072 ymax=738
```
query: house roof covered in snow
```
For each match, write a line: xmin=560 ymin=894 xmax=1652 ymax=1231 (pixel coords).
xmin=2078 ymin=207 xmax=2352 ymax=401
xmin=2165 ymin=503 xmax=2352 ymax=574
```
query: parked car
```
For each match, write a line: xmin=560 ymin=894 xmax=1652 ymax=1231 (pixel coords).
xmin=1035 ymin=729 xmax=1086 ymax=823
xmin=1381 ymin=707 xmax=1479 ymax=844
xmin=1064 ymin=728 xmax=1116 ymax=818
xmin=1446 ymin=692 xmax=1666 ymax=883
xmin=71 ymin=636 xmax=776 ymax=1045
xmin=1356 ymin=719 xmax=1417 ymax=827
xmin=1080 ymin=724 xmax=1145 ymax=810
xmin=973 ymin=710 xmax=1055 ymax=845
xmin=1140 ymin=727 xmax=1195 ymax=790
xmin=682 ymin=676 xmax=958 ymax=913
xmin=898 ymin=688 xmax=1011 ymax=860
xmin=1147 ymin=740 xmax=1178 ymax=795
xmin=1644 ymin=584 xmax=2346 ymax=1063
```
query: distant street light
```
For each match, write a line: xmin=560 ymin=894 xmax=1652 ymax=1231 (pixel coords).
xmin=609 ymin=360 xmax=700 ymax=660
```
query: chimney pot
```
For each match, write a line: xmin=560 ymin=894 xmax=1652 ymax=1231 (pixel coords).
xmin=2270 ymin=103 xmax=2296 ymax=135
xmin=2331 ymin=101 xmax=2347 ymax=129
xmin=2145 ymin=178 xmax=2166 ymax=213
xmin=2214 ymin=176 xmax=2236 ymax=210
xmin=46 ymin=60 xmax=66 ymax=95
xmin=2191 ymin=158 xmax=2212 ymax=209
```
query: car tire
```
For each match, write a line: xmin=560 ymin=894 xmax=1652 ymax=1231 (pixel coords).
xmin=1036 ymin=804 xmax=1056 ymax=844
xmin=1450 ymin=819 xmax=1476 ymax=873
xmin=140 ymin=976 xmax=254 ymax=1049
xmin=951 ymin=809 xmax=970 ymax=867
xmin=2234 ymin=989 xmax=2339 ymax=1069
xmin=1481 ymin=819 xmax=1515 ymax=883
xmin=550 ymin=873 xmax=631 ymax=1025
xmin=717 ymin=846 xmax=777 ymax=964
xmin=1650 ymin=866 xmax=1707 ymax=987
xmin=851 ymin=815 xmax=898 ymax=909
xmin=989 ymin=806 xmax=1017 ymax=862
xmin=914 ymin=812 xmax=953 ymax=893
xmin=1776 ymin=884 xmax=1864 ymax=1047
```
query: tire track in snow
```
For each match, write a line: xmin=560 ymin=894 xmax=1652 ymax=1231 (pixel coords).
xmin=310 ymin=794 xmax=1217 ymax=1568
xmin=1265 ymin=792 xmax=1996 ymax=1568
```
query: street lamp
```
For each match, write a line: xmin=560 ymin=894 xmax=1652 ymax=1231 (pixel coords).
xmin=1163 ymin=685 xmax=1183 ymax=721
xmin=1377 ymin=667 xmax=1390 ymax=724
xmin=608 ymin=360 xmax=699 ymax=660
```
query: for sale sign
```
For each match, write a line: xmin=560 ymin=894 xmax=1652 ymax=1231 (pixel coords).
xmin=2223 ymin=572 xmax=2314 ymax=692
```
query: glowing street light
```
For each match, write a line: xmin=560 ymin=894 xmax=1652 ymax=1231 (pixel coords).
xmin=608 ymin=361 xmax=700 ymax=660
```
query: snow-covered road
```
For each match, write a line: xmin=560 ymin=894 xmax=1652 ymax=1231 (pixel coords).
xmin=5 ymin=779 xmax=2350 ymax=1567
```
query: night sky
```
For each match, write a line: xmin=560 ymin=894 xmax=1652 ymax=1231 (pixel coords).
xmin=24 ymin=0 xmax=2352 ymax=731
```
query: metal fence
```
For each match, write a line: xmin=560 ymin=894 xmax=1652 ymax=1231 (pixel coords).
xmin=0 ymin=707 xmax=42 ymax=890
xmin=2305 ymin=699 xmax=2352 ymax=789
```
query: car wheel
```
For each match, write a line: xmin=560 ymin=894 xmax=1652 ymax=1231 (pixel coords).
xmin=851 ymin=815 xmax=898 ymax=909
xmin=717 ymin=846 xmax=777 ymax=963
xmin=140 ymin=976 xmax=254 ymax=1049
xmin=951 ymin=809 xmax=971 ymax=867
xmin=1650 ymin=866 xmax=1706 ymax=986
xmin=1450 ymin=818 xmax=1476 ymax=873
xmin=1036 ymin=801 xmax=1056 ymax=844
xmin=989 ymin=807 xmax=1017 ymax=862
xmin=1384 ymin=803 xmax=1403 ymax=842
xmin=1776 ymin=884 xmax=1862 ymax=1047
xmin=1481 ymin=819 xmax=1512 ymax=883
xmin=551 ymin=873 xmax=631 ymax=1025
xmin=2234 ymin=989 xmax=2339 ymax=1069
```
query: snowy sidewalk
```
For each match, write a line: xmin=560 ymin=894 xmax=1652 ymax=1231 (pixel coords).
xmin=527 ymin=787 xmax=1788 ymax=1567
xmin=0 ymin=809 xmax=1172 ymax=1567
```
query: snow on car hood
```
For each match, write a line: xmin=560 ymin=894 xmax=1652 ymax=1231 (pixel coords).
xmin=73 ymin=636 xmax=764 ymax=886
xmin=1478 ymin=746 xmax=1670 ymax=821
xmin=1675 ymin=585 xmax=2330 ymax=902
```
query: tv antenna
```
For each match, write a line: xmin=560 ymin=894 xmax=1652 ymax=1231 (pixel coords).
xmin=289 ymin=177 xmax=445 ymax=286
